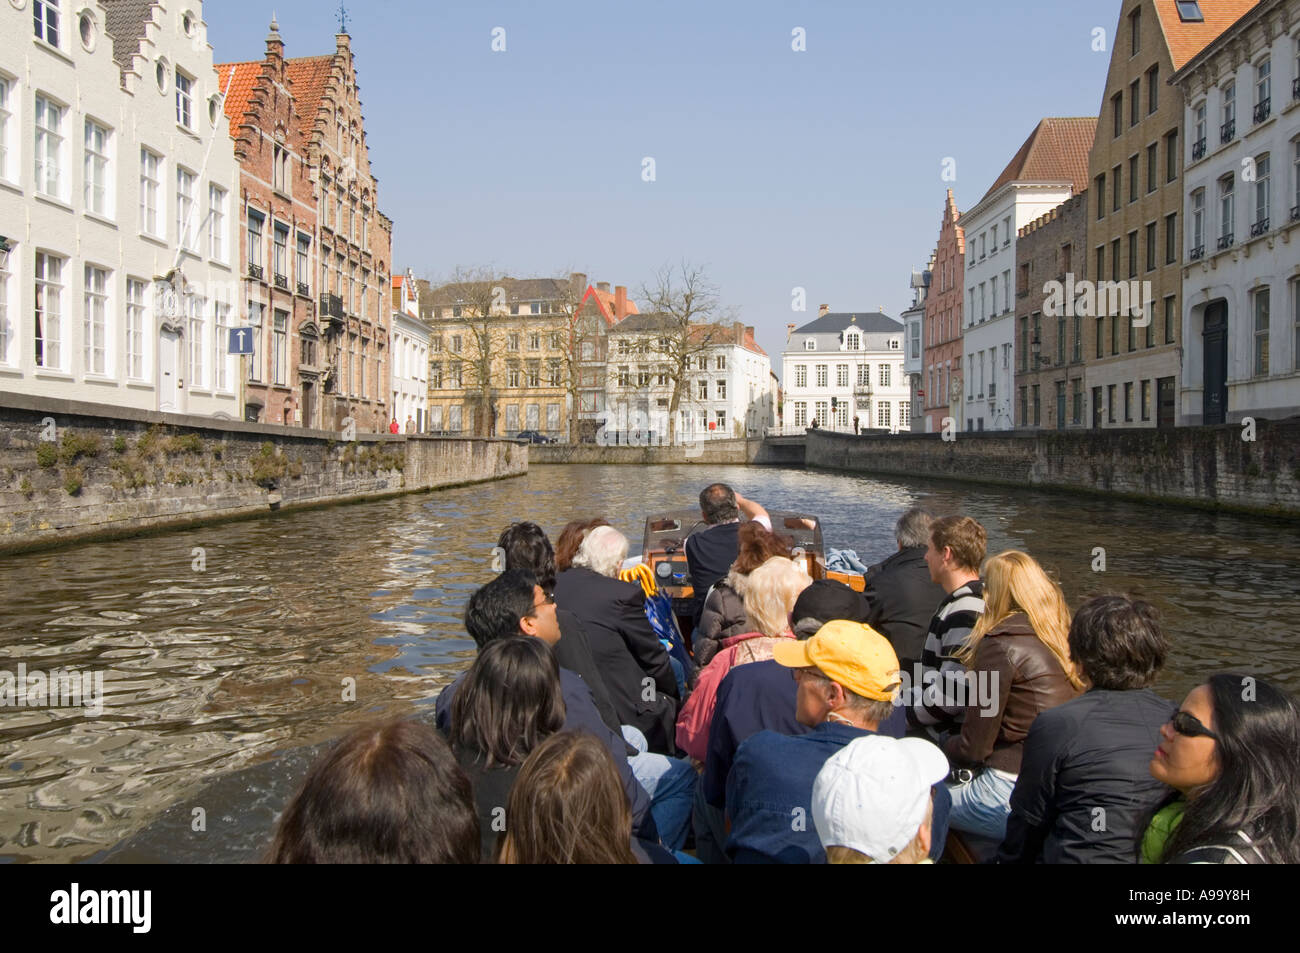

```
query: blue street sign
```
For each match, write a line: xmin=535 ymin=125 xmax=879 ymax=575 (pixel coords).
xmin=228 ymin=326 xmax=255 ymax=355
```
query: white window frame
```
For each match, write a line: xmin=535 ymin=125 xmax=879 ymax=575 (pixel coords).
xmin=83 ymin=118 xmax=111 ymax=217
xmin=83 ymin=264 xmax=109 ymax=376
xmin=272 ymin=310 xmax=288 ymax=386
xmin=794 ymin=364 xmax=807 ymax=388
xmin=208 ymin=184 xmax=227 ymax=261
xmin=34 ymin=94 xmax=65 ymax=200
xmin=35 ymin=251 xmax=64 ymax=370
xmin=1219 ymin=174 xmax=1234 ymax=241
xmin=176 ymin=167 xmax=196 ymax=250
xmin=176 ymin=69 xmax=194 ymax=130
xmin=34 ymin=0 xmax=61 ymax=48
xmin=214 ymin=301 xmax=231 ymax=392
xmin=188 ymin=294 xmax=206 ymax=389
xmin=247 ymin=301 xmax=263 ymax=382
xmin=1253 ymin=286 xmax=1270 ymax=377
xmin=0 ymin=75 xmax=15 ymax=185
xmin=140 ymin=148 xmax=162 ymax=236
xmin=0 ymin=243 xmax=11 ymax=366
xmin=1255 ymin=153 xmax=1270 ymax=227
xmin=1191 ymin=188 xmax=1205 ymax=251
xmin=126 ymin=278 xmax=147 ymax=380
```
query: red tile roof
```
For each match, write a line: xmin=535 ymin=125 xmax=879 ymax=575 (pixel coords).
xmin=285 ymin=56 xmax=335 ymax=149
xmin=1155 ymin=0 xmax=1260 ymax=72
xmin=214 ymin=61 xmax=262 ymax=139
xmin=741 ymin=327 xmax=768 ymax=357
xmin=981 ymin=117 xmax=1097 ymax=203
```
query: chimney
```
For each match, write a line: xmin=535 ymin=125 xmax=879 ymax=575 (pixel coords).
xmin=818 ymin=304 xmax=830 ymax=317
xmin=569 ymin=272 xmax=587 ymax=298
xmin=614 ymin=285 xmax=628 ymax=319
xmin=734 ymin=321 xmax=745 ymax=344
xmin=786 ymin=323 xmax=796 ymax=343
xmin=597 ymin=281 xmax=610 ymax=293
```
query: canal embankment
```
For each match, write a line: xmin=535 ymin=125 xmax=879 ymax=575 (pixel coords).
xmin=531 ymin=437 xmax=763 ymax=465
xmin=0 ymin=392 xmax=527 ymax=554
xmin=805 ymin=419 xmax=1300 ymax=517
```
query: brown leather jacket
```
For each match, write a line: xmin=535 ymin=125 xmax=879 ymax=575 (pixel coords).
xmin=944 ymin=612 xmax=1081 ymax=774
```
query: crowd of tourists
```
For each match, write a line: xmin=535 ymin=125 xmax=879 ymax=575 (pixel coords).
xmin=266 ymin=484 xmax=1300 ymax=864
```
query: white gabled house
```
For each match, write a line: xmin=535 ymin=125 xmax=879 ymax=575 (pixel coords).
xmin=0 ymin=0 xmax=239 ymax=417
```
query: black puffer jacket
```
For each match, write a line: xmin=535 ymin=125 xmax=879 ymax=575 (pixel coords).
xmin=692 ymin=573 xmax=750 ymax=666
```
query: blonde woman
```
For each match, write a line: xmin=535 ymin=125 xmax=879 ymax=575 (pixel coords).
xmin=943 ymin=550 xmax=1085 ymax=844
xmin=675 ymin=556 xmax=812 ymax=762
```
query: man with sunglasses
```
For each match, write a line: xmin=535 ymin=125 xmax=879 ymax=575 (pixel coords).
xmin=434 ymin=569 xmax=658 ymax=844
xmin=998 ymin=595 xmax=1173 ymax=864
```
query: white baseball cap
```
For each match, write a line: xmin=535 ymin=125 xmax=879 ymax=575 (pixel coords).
xmin=812 ymin=735 xmax=949 ymax=862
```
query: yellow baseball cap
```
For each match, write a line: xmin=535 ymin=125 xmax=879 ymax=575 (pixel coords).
xmin=773 ymin=620 xmax=901 ymax=702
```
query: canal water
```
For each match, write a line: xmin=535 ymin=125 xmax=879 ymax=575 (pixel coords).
xmin=1 ymin=463 xmax=1297 ymax=863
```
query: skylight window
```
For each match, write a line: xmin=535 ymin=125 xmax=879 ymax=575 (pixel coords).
xmin=1176 ymin=1 xmax=1204 ymax=23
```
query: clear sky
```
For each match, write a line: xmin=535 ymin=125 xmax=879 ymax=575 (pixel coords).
xmin=205 ymin=0 xmax=1115 ymax=369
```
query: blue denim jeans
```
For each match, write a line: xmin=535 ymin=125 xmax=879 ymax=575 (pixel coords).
xmin=946 ymin=767 xmax=1017 ymax=842
xmin=624 ymin=725 xmax=697 ymax=851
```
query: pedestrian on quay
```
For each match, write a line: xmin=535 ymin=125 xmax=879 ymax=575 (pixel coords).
xmin=388 ymin=417 xmax=400 ymax=434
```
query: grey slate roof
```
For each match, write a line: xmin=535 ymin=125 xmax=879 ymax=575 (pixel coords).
xmin=99 ymin=0 xmax=157 ymax=74
xmin=793 ymin=311 xmax=901 ymax=334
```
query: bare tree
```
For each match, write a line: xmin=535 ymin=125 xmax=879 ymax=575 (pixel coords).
xmin=426 ymin=266 xmax=509 ymax=437
xmin=638 ymin=261 xmax=732 ymax=444
xmin=548 ymin=272 xmax=609 ymax=444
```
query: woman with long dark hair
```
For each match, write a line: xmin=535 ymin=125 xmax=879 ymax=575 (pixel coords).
xmin=1143 ymin=673 xmax=1300 ymax=864
xmin=449 ymin=637 xmax=566 ymax=861
xmin=267 ymin=719 xmax=479 ymax=864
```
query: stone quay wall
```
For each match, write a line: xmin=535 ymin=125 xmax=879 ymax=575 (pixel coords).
xmin=530 ymin=438 xmax=761 ymax=465
xmin=805 ymin=420 xmax=1300 ymax=517
xmin=0 ymin=393 xmax=526 ymax=554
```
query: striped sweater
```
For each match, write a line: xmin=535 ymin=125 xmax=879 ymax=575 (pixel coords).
xmin=905 ymin=579 xmax=985 ymax=738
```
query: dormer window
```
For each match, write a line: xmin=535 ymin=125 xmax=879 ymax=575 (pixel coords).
xmin=804 ymin=338 xmax=815 ymax=351
xmin=845 ymin=332 xmax=861 ymax=351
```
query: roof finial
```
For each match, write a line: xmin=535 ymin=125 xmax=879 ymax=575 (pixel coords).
xmin=336 ymin=1 xmax=350 ymax=34
xmin=269 ymin=12 xmax=279 ymax=33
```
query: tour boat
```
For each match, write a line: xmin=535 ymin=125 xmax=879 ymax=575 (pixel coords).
xmin=640 ymin=510 xmax=865 ymax=634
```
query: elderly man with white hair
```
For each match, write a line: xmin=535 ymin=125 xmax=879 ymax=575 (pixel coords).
xmin=554 ymin=524 xmax=681 ymax=756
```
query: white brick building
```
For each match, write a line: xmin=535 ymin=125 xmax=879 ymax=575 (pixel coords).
xmin=1173 ymin=0 xmax=1300 ymax=424
xmin=0 ymin=0 xmax=240 ymax=417
xmin=390 ymin=271 xmax=428 ymax=432
xmin=781 ymin=309 xmax=910 ymax=434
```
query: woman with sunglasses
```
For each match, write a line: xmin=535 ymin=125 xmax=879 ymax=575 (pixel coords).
xmin=1142 ymin=673 xmax=1300 ymax=864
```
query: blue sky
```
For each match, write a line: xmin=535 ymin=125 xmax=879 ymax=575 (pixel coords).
xmin=205 ymin=0 xmax=1115 ymax=366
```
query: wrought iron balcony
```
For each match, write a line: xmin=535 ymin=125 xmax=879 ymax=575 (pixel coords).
xmin=1189 ymin=244 xmax=1205 ymax=261
xmin=1220 ymin=119 xmax=1235 ymax=143
xmin=297 ymin=281 xmax=310 ymax=297
xmin=1294 ymin=77 xmax=1300 ymax=101
xmin=1291 ymin=204 xmax=1300 ymax=223
xmin=247 ymin=264 xmax=264 ymax=281
xmin=273 ymin=273 xmax=289 ymax=291
xmin=1216 ymin=233 xmax=1235 ymax=250
xmin=1191 ymin=138 xmax=1206 ymax=160
xmin=1250 ymin=218 xmax=1270 ymax=237
xmin=1253 ymin=99 xmax=1270 ymax=124
xmin=853 ymin=384 xmax=873 ymax=397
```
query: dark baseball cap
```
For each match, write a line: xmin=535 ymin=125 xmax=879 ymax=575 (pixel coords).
xmin=791 ymin=579 xmax=869 ymax=636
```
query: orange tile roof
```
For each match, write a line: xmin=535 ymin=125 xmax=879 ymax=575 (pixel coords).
xmin=285 ymin=56 xmax=335 ymax=149
xmin=981 ymin=117 xmax=1097 ymax=203
xmin=592 ymin=287 xmax=640 ymax=318
xmin=214 ymin=61 xmax=262 ymax=139
xmin=1155 ymin=0 xmax=1260 ymax=72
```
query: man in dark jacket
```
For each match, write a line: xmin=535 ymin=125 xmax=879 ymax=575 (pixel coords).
xmin=997 ymin=595 xmax=1173 ymax=864
xmin=496 ymin=521 xmax=620 ymax=732
xmin=435 ymin=569 xmax=657 ymax=842
xmin=861 ymin=507 xmax=946 ymax=670
xmin=684 ymin=484 xmax=771 ymax=624
xmin=553 ymin=526 xmax=680 ymax=755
